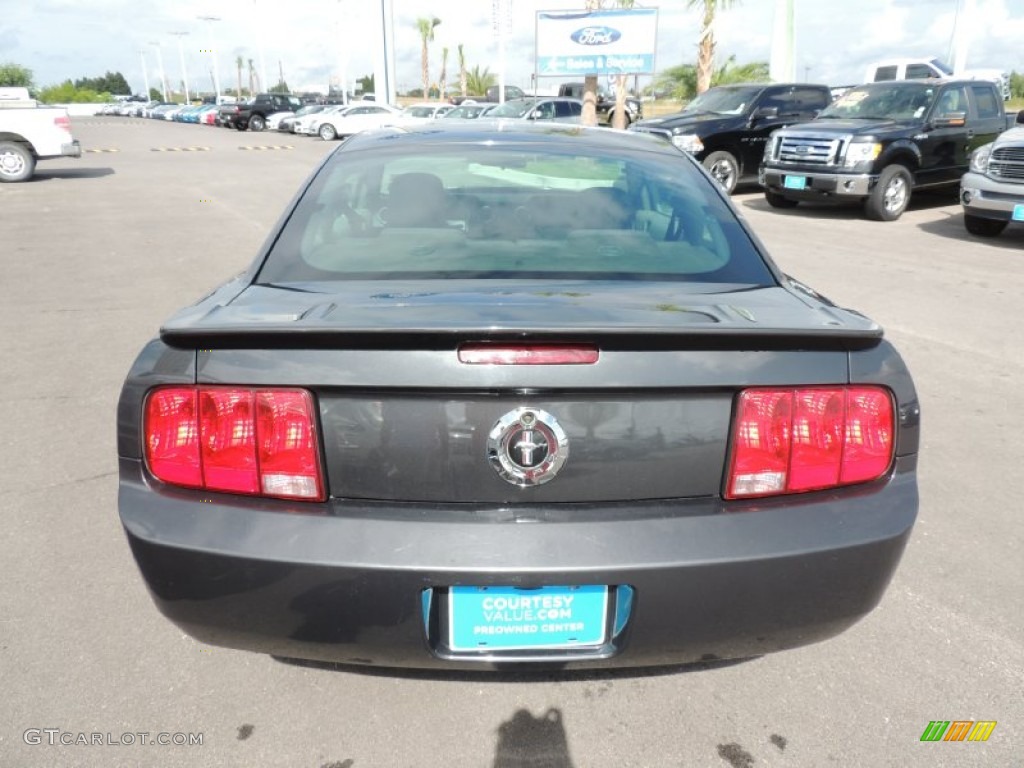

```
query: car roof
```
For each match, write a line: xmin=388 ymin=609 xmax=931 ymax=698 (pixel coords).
xmin=340 ymin=120 xmax=679 ymax=154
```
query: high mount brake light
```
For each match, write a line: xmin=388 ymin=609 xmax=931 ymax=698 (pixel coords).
xmin=458 ymin=343 xmax=599 ymax=365
xmin=725 ymin=386 xmax=894 ymax=499
xmin=144 ymin=386 xmax=324 ymax=501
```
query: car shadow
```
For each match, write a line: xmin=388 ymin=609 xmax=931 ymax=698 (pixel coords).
xmin=917 ymin=208 xmax=1024 ymax=248
xmin=737 ymin=188 xmax=958 ymax=220
xmin=493 ymin=707 xmax=575 ymax=768
xmin=271 ymin=654 xmax=759 ymax=682
xmin=29 ymin=167 xmax=115 ymax=181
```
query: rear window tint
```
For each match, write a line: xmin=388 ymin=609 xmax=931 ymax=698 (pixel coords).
xmin=256 ymin=142 xmax=775 ymax=287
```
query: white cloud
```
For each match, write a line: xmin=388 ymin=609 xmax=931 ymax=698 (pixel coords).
xmin=7 ymin=0 xmax=1023 ymax=96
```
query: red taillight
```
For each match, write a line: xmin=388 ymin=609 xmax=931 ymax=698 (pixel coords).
xmin=54 ymin=114 xmax=71 ymax=133
xmin=725 ymin=386 xmax=894 ymax=499
xmin=145 ymin=388 xmax=202 ymax=488
xmin=458 ymin=343 xmax=599 ymax=365
xmin=144 ymin=386 xmax=324 ymax=501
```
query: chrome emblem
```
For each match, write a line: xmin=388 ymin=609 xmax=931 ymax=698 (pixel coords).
xmin=487 ymin=408 xmax=569 ymax=487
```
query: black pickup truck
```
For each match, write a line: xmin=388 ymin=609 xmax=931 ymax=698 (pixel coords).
xmin=557 ymin=82 xmax=644 ymax=127
xmin=759 ymin=79 xmax=1012 ymax=220
xmin=218 ymin=93 xmax=303 ymax=132
xmin=629 ymin=83 xmax=832 ymax=193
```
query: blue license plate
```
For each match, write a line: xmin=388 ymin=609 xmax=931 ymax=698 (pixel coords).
xmin=784 ymin=175 xmax=807 ymax=190
xmin=1013 ymin=204 xmax=1024 ymax=222
xmin=449 ymin=585 xmax=608 ymax=651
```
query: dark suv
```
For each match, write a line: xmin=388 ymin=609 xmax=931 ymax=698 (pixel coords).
xmin=630 ymin=83 xmax=833 ymax=193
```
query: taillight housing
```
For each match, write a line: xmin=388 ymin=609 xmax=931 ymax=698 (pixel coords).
xmin=144 ymin=386 xmax=324 ymax=501
xmin=725 ymin=386 xmax=895 ymax=499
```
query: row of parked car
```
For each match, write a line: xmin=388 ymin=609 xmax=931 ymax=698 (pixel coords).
xmin=103 ymin=95 xmax=590 ymax=141
xmin=627 ymin=78 xmax=1024 ymax=237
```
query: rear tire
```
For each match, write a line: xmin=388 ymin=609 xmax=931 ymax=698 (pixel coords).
xmin=248 ymin=114 xmax=265 ymax=132
xmin=765 ymin=190 xmax=799 ymax=209
xmin=864 ymin=164 xmax=912 ymax=221
xmin=702 ymin=151 xmax=739 ymax=195
xmin=963 ymin=213 xmax=1008 ymax=237
xmin=0 ymin=141 xmax=35 ymax=182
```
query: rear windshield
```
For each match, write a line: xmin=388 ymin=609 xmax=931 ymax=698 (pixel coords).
xmin=256 ymin=140 xmax=775 ymax=286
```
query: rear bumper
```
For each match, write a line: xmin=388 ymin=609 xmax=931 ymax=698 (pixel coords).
xmin=761 ymin=168 xmax=875 ymax=198
xmin=119 ymin=457 xmax=917 ymax=670
xmin=61 ymin=140 xmax=81 ymax=159
xmin=960 ymin=171 xmax=1024 ymax=219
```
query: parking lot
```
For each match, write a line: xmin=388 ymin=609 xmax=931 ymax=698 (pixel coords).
xmin=1 ymin=117 xmax=1021 ymax=768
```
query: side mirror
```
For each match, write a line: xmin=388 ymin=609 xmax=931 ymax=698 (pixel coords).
xmin=752 ymin=106 xmax=779 ymax=120
xmin=1016 ymin=110 xmax=1024 ymax=125
xmin=529 ymin=109 xmax=543 ymax=120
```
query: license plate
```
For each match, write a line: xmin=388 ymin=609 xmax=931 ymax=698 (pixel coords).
xmin=784 ymin=175 xmax=807 ymax=190
xmin=1013 ymin=204 xmax=1024 ymax=222
xmin=449 ymin=585 xmax=608 ymax=651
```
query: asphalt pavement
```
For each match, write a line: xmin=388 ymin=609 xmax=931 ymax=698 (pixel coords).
xmin=0 ymin=117 xmax=1020 ymax=768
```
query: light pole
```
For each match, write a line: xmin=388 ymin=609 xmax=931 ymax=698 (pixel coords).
xmin=171 ymin=32 xmax=191 ymax=103
xmin=198 ymin=15 xmax=223 ymax=104
xmin=149 ymin=41 xmax=169 ymax=101
xmin=138 ymin=50 xmax=151 ymax=99
xmin=254 ymin=0 xmax=269 ymax=92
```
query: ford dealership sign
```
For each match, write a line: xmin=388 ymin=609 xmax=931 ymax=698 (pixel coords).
xmin=536 ymin=9 xmax=657 ymax=76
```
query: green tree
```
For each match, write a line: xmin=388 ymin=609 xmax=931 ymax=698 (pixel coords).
xmin=465 ymin=65 xmax=495 ymax=97
xmin=0 ymin=62 xmax=34 ymax=88
xmin=685 ymin=0 xmax=740 ymax=94
xmin=713 ymin=56 xmax=769 ymax=85
xmin=38 ymin=80 xmax=112 ymax=104
xmin=654 ymin=63 xmax=698 ymax=101
xmin=269 ymin=80 xmax=290 ymax=93
xmin=74 ymin=71 xmax=130 ymax=95
xmin=356 ymin=74 xmax=375 ymax=96
xmin=1011 ymin=71 xmax=1024 ymax=99
xmin=655 ymin=58 xmax=768 ymax=103
xmin=149 ymin=87 xmax=162 ymax=101
xmin=416 ymin=17 xmax=441 ymax=101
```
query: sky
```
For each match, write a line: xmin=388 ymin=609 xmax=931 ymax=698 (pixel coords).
xmin=2 ymin=0 xmax=1022 ymax=97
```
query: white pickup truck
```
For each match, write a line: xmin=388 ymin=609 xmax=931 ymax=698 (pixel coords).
xmin=0 ymin=89 xmax=82 ymax=182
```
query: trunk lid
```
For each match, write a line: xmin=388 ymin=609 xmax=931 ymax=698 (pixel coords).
xmin=174 ymin=282 xmax=877 ymax=504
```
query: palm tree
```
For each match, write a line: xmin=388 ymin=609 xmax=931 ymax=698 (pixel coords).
xmin=713 ymin=55 xmax=769 ymax=85
xmin=609 ymin=0 xmax=635 ymax=129
xmin=235 ymin=55 xmax=243 ymax=100
xmin=416 ymin=17 xmax=441 ymax=101
xmin=439 ymin=47 xmax=449 ymax=101
xmin=457 ymin=44 xmax=467 ymax=99
xmin=581 ymin=0 xmax=602 ymax=126
xmin=686 ymin=0 xmax=740 ymax=94
xmin=465 ymin=65 xmax=495 ymax=98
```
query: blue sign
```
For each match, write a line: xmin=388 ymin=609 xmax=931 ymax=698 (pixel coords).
xmin=1013 ymin=204 xmax=1024 ymax=221
xmin=449 ymin=585 xmax=608 ymax=651
xmin=536 ymin=9 xmax=657 ymax=76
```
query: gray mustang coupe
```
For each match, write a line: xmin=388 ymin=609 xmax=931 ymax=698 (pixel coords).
xmin=117 ymin=121 xmax=920 ymax=670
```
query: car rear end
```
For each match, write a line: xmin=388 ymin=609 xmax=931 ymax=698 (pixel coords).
xmin=118 ymin=126 xmax=919 ymax=669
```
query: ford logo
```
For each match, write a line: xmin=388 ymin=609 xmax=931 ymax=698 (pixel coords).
xmin=571 ymin=26 xmax=621 ymax=45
